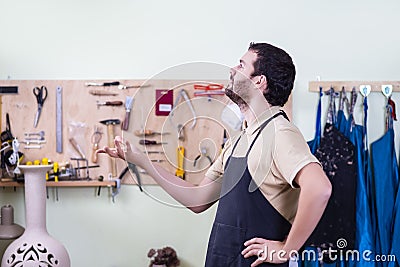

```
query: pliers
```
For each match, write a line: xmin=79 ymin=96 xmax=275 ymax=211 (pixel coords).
xmin=118 ymin=162 xmax=143 ymax=191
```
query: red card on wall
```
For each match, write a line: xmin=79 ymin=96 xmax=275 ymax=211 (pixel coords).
xmin=155 ymin=89 xmax=173 ymax=116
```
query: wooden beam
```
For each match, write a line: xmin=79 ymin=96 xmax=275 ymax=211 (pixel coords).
xmin=309 ymin=81 xmax=400 ymax=92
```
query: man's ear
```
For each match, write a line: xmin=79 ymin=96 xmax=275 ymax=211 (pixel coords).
xmin=255 ymin=75 xmax=268 ymax=92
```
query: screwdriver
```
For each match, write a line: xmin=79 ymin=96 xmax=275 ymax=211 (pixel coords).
xmin=139 ymin=139 xmax=167 ymax=145
xmin=134 ymin=130 xmax=170 ymax=137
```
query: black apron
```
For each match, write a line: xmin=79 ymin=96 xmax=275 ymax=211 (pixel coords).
xmin=205 ymin=111 xmax=292 ymax=267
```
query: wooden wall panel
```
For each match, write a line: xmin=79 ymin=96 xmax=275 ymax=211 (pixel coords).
xmin=0 ymin=79 xmax=291 ymax=186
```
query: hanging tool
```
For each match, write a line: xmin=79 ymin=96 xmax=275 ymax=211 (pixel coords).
xmin=151 ymin=159 xmax=165 ymax=163
xmin=91 ymin=126 xmax=103 ymax=163
xmin=177 ymin=124 xmax=185 ymax=141
xmin=0 ymin=86 xmax=18 ymax=94
xmin=24 ymin=131 xmax=45 ymax=139
xmin=99 ymin=119 xmax=121 ymax=177
xmin=0 ymin=142 xmax=10 ymax=153
xmin=118 ymin=162 xmax=143 ymax=192
xmin=175 ymin=146 xmax=185 ymax=179
xmin=33 ymin=86 xmax=48 ymax=128
xmin=134 ymin=130 xmax=170 ymax=137
xmin=89 ymin=90 xmax=118 ymax=96
xmin=143 ymin=151 xmax=164 ymax=154
xmin=111 ymin=179 xmax=121 ymax=203
xmin=53 ymin=162 xmax=59 ymax=182
xmin=69 ymin=137 xmax=86 ymax=159
xmin=221 ymin=129 xmax=228 ymax=151
xmin=11 ymin=138 xmax=22 ymax=175
xmin=85 ymin=81 xmax=120 ymax=87
xmin=56 ymin=86 xmax=63 ymax=153
xmin=24 ymin=145 xmax=42 ymax=149
xmin=169 ymin=88 xmax=197 ymax=128
xmin=117 ymin=84 xmax=150 ymax=90
xmin=96 ymin=100 xmax=123 ymax=109
xmin=193 ymin=146 xmax=213 ymax=167
xmin=4 ymin=140 xmax=23 ymax=169
xmin=139 ymin=139 xmax=167 ymax=146
xmin=193 ymin=83 xmax=225 ymax=97
xmin=121 ymin=96 xmax=134 ymax=131
xmin=20 ymin=140 xmax=46 ymax=145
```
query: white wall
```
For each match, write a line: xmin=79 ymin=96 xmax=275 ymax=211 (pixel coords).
xmin=1 ymin=0 xmax=400 ymax=266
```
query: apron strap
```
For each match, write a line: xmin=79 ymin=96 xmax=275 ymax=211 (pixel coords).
xmin=229 ymin=110 xmax=288 ymax=158
xmin=245 ymin=110 xmax=288 ymax=157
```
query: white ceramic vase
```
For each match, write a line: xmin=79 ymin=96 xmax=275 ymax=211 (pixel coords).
xmin=1 ymin=165 xmax=70 ymax=267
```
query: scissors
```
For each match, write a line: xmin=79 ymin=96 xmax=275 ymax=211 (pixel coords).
xmin=33 ymin=86 xmax=48 ymax=128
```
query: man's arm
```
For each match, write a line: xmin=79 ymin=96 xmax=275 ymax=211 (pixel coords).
xmin=242 ymin=162 xmax=331 ymax=266
xmin=97 ymin=136 xmax=222 ymax=213
xmin=282 ymin=162 xmax=331 ymax=254
xmin=144 ymin=162 xmax=222 ymax=213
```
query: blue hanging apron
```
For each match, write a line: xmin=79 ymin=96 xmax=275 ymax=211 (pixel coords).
xmin=369 ymin=104 xmax=399 ymax=267
xmin=308 ymin=87 xmax=323 ymax=155
xmin=205 ymin=111 xmax=292 ymax=267
xmin=337 ymin=89 xmax=375 ymax=267
xmin=389 ymin=184 xmax=400 ymax=267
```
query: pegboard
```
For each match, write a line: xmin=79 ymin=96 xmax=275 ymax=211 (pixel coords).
xmin=0 ymin=79 xmax=291 ymax=186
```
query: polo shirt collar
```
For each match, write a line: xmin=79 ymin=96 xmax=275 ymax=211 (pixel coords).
xmin=244 ymin=106 xmax=282 ymax=135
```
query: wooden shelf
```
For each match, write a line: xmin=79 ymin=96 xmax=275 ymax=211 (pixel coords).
xmin=0 ymin=180 xmax=116 ymax=188
xmin=309 ymin=81 xmax=400 ymax=92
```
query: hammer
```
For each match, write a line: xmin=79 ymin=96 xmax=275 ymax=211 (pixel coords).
xmin=99 ymin=119 xmax=121 ymax=177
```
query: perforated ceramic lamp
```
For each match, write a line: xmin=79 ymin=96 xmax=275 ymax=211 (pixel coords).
xmin=1 ymin=165 xmax=70 ymax=267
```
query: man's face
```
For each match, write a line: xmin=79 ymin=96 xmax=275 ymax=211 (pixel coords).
xmin=225 ymin=50 xmax=258 ymax=107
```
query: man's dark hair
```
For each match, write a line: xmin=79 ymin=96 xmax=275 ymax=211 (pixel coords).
xmin=248 ymin=42 xmax=296 ymax=107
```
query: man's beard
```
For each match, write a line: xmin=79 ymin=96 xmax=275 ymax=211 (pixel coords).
xmin=225 ymin=79 xmax=252 ymax=108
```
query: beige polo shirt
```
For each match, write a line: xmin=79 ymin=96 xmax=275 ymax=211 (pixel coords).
xmin=206 ymin=106 xmax=319 ymax=223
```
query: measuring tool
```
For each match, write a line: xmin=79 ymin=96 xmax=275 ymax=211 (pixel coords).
xmin=56 ymin=86 xmax=62 ymax=153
